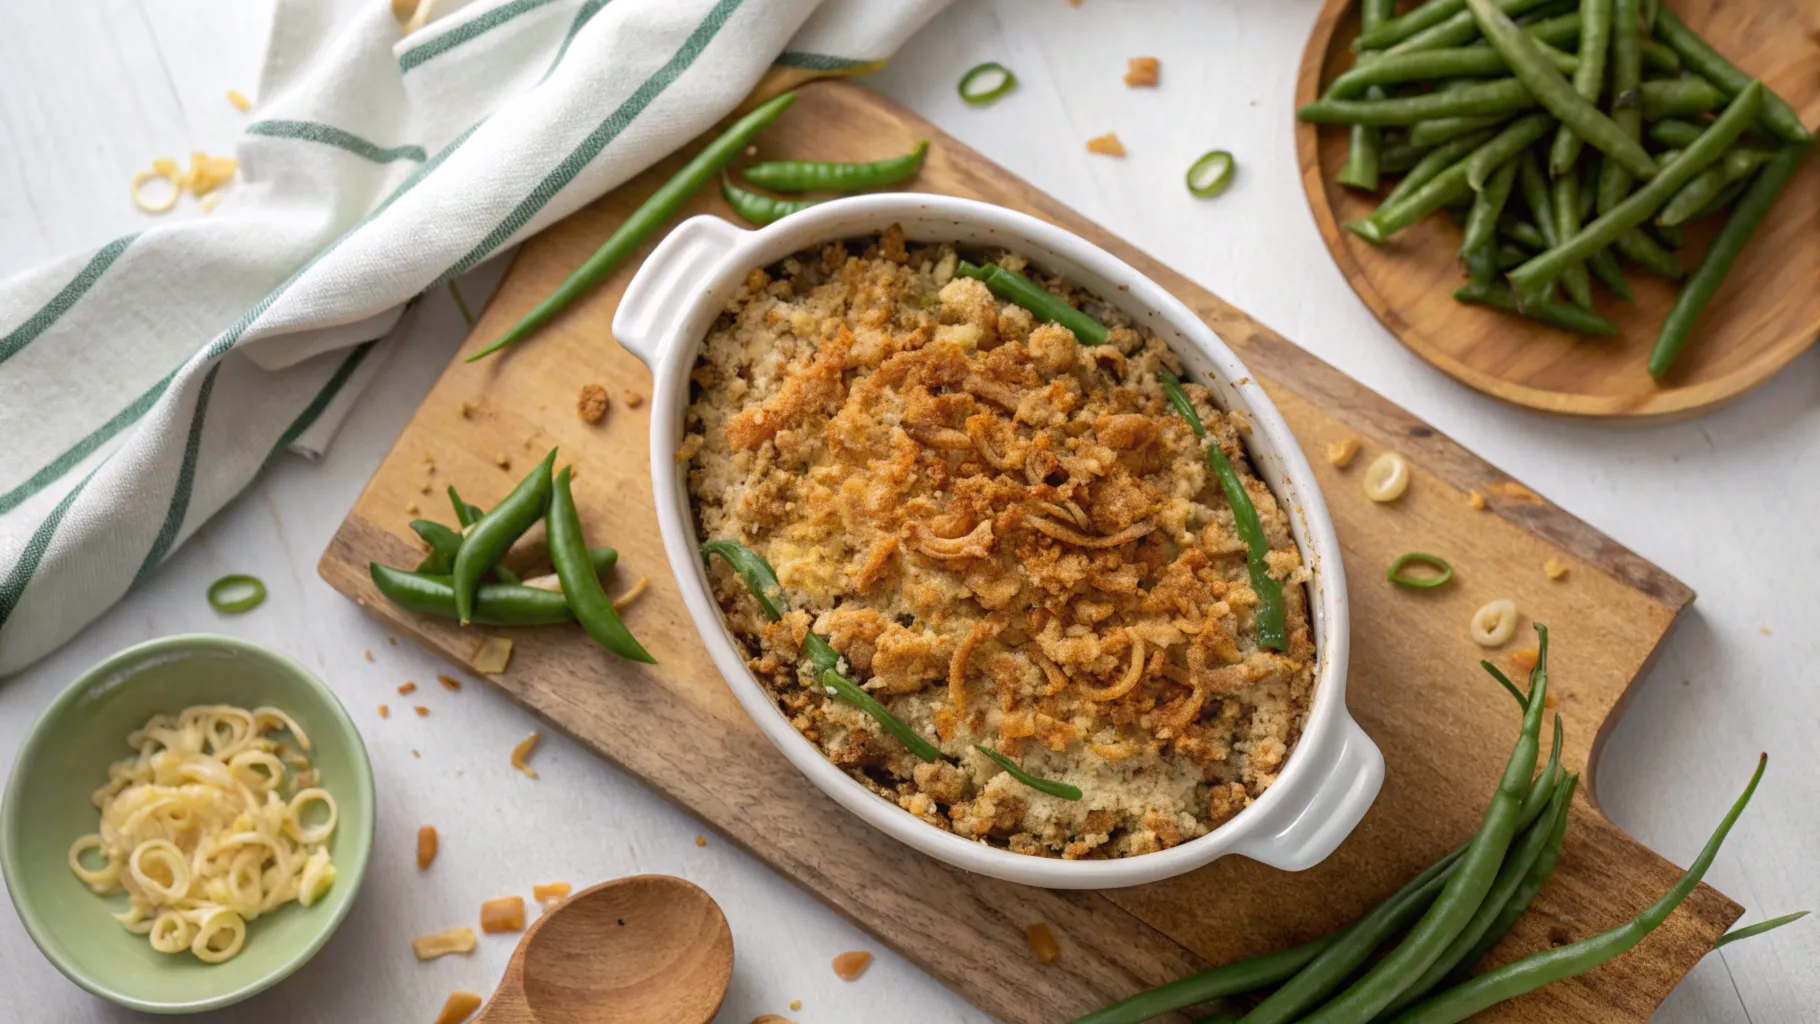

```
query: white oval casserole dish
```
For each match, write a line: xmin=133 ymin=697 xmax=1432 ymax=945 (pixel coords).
xmin=614 ymin=194 xmax=1380 ymax=889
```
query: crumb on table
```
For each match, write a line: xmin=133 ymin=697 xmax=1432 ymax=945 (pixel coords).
xmin=1026 ymin=922 xmax=1061 ymax=965
xmin=578 ymin=383 xmax=610 ymax=424
xmin=1543 ymin=555 xmax=1568 ymax=580
xmin=624 ymin=390 xmax=645 ymax=408
xmin=832 ymin=951 xmax=872 ymax=981
xmin=695 ymin=835 xmax=707 ymax=847
xmin=364 ymin=649 xmax=374 ymax=662
xmin=379 ymin=704 xmax=390 ymax=718
xmin=480 ymin=896 xmax=526 ymax=933
xmin=1326 ymin=437 xmax=1360 ymax=468
xmin=398 ymin=682 xmax=417 ymax=695
xmin=1086 ymin=132 xmax=1126 ymax=156
xmin=417 ymin=825 xmax=438 ymax=869
xmin=1123 ymin=57 xmax=1160 ymax=87
xmin=414 ymin=705 xmax=430 ymax=717
xmin=432 ymin=991 xmax=482 ymax=1024
xmin=1467 ymin=489 xmax=1486 ymax=510
xmin=438 ymin=674 xmax=462 ymax=691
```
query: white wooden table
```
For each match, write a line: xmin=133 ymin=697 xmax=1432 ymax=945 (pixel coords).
xmin=2 ymin=2 xmax=1815 ymax=1022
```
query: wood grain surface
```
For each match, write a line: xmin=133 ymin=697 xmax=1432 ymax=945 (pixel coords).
xmin=319 ymin=82 xmax=1739 ymax=1022
xmin=1296 ymin=0 xmax=1820 ymax=423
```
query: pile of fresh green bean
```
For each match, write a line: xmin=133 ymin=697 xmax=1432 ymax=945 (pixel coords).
xmin=720 ymin=139 xmax=930 ymax=227
xmin=1300 ymin=0 xmax=1812 ymax=378
xmin=1072 ymin=626 xmax=1801 ymax=1024
xmin=368 ymin=448 xmax=655 ymax=663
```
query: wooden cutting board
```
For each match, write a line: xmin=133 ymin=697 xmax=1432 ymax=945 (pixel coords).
xmin=319 ymin=81 xmax=1737 ymax=1022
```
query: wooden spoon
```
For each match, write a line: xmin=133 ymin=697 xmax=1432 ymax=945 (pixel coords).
xmin=473 ymin=875 xmax=734 ymax=1024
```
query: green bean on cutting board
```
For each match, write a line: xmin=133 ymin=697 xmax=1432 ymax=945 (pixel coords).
xmin=1298 ymin=77 xmax=1537 ymax=126
xmin=1389 ymin=754 xmax=1769 ymax=1024
xmin=448 ymin=485 xmax=483 ymax=529
xmin=1714 ymin=912 xmax=1810 ymax=950
xmin=1454 ymin=281 xmax=1618 ymax=335
xmin=975 ymin=746 xmax=1082 ymax=801
xmin=1547 ymin=0 xmax=1611 ymax=176
xmin=410 ymin=519 xmax=464 ymax=575
xmin=549 ymin=466 xmax=654 ymax=663
xmin=467 ymin=90 xmax=797 ymax=362
xmin=954 ymin=261 xmax=1109 ymax=345
xmin=741 ymin=139 xmax=927 ymax=193
xmin=720 ymin=175 xmax=820 ymax=227
xmin=1158 ymin=371 xmax=1289 ymax=652
xmin=1649 ymin=141 xmax=1811 ymax=377
xmin=451 ymin=448 xmax=555 ymax=624
xmin=1463 ymin=0 xmax=1657 ymax=179
xmin=1652 ymin=7 xmax=1812 ymax=144
xmin=207 ymin=574 xmax=266 ymax=614
xmin=1070 ymin=935 xmax=1340 ymax=1024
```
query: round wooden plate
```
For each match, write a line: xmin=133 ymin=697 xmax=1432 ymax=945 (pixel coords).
xmin=1295 ymin=0 xmax=1820 ymax=422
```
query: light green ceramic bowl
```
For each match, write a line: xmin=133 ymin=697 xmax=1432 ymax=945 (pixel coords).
xmin=1 ymin=634 xmax=375 ymax=1014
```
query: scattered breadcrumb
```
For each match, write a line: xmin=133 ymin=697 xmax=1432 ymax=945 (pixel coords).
xmin=790 ymin=1001 xmax=803 ymax=1012
xmin=1123 ymin=57 xmax=1160 ymax=87
xmin=832 ymin=951 xmax=872 ymax=981
xmin=695 ymin=835 xmax=707 ymax=848
xmin=458 ymin=400 xmax=474 ymax=417
xmin=1326 ymin=437 xmax=1360 ymax=468
xmin=364 ymin=649 xmax=374 ymax=662
xmin=418 ymin=480 xmax=432 ymax=493
xmin=1543 ymin=555 xmax=1568 ymax=580
xmin=511 ymin=732 xmax=540 ymax=779
xmin=226 ymin=90 xmax=252 ymax=112
xmin=131 ymin=152 xmax=239 ymax=213
xmin=749 ymin=1017 xmax=796 ymax=1024
xmin=438 ymin=674 xmax=462 ymax=691
xmin=432 ymin=990 xmax=482 ymax=1024
xmin=389 ymin=636 xmax=399 ymax=645
xmin=1487 ymin=480 xmax=1544 ymax=505
xmin=1544 ymin=690 xmax=1560 ymax=709
xmin=578 ymin=383 xmax=609 ymax=424
xmin=1467 ymin=489 xmax=1486 ymax=510
xmin=379 ymin=704 xmax=390 ymax=718
xmin=533 ymin=881 xmax=571 ymax=905
xmin=415 ymin=705 xmax=430 ymax=717
xmin=412 ymin=927 xmax=477 ymax=960
xmin=1759 ymin=626 xmax=1772 ymax=636
xmin=417 ymin=826 xmax=438 ymax=869
xmin=423 ymin=452 xmax=435 ymax=464
xmin=1086 ymin=132 xmax=1126 ymax=156
xmin=473 ymin=636 xmax=513 ymax=674
xmin=1026 ymin=922 xmax=1061 ymax=965
xmin=1506 ymin=647 xmax=1539 ymax=674
xmin=624 ymin=390 xmax=645 ymax=408
xmin=612 ymin=575 xmax=650 ymax=612
xmin=480 ymin=896 xmax=526 ymax=933
xmin=200 ymin=195 xmax=218 ymax=214
xmin=398 ymin=682 xmax=418 ymax=695
xmin=496 ymin=454 xmax=511 ymax=469
xmin=405 ymin=501 xmax=420 ymax=514
xmin=412 ymin=749 xmax=421 ymax=758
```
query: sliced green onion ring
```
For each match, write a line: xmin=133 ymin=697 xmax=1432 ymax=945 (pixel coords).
xmin=976 ymin=745 xmax=1083 ymax=801
xmin=1387 ymin=551 xmax=1454 ymax=589
xmin=1187 ymin=150 xmax=1236 ymax=198
xmin=959 ymin=62 xmax=1017 ymax=106
xmin=208 ymin=574 xmax=267 ymax=614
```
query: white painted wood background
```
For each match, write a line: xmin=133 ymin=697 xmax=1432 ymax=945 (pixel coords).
xmin=2 ymin=1 xmax=1815 ymax=1022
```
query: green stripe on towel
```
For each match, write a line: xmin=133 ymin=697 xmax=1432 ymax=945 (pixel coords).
xmin=0 ymin=234 xmax=138 ymax=365
xmin=246 ymin=120 xmax=427 ymax=163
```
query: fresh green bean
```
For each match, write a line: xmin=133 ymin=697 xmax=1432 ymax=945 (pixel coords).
xmin=1389 ymin=755 xmax=1768 ymax=1024
xmin=1648 ymin=118 xmax=1707 ymax=149
xmin=1595 ymin=0 xmax=1644 ymax=215
xmin=1157 ymin=371 xmax=1288 ymax=651
xmin=1494 ymin=243 xmax=1530 ymax=269
xmin=1410 ymin=115 xmax=1511 ymax=149
xmin=1297 ymin=78 xmax=1537 ymax=126
xmin=370 ymin=564 xmax=578 ymax=626
xmin=1336 ymin=0 xmax=1397 ymax=191
xmin=719 ymin=174 xmax=820 ymax=227
xmin=1462 ymin=159 xmax=1518 ymax=255
xmin=1614 ymin=229 xmax=1686 ymax=278
xmin=1514 ymin=150 xmax=1562 ymax=302
xmin=452 ymin=448 xmax=555 ymax=624
xmin=1498 ymin=214 xmax=1549 ymax=249
xmin=1548 ymin=0 xmax=1611 ymax=175
xmin=1379 ymin=0 xmax=1559 ymax=57
xmin=549 ymin=466 xmax=654 ymax=662
xmin=1652 ymin=8 xmax=1811 ymax=144
xmin=741 ymin=140 xmax=927 ymax=193
xmin=1350 ymin=160 xmax=1477 ymax=241
xmin=1464 ymin=112 xmax=1555 ymax=190
xmin=1355 ymin=0 xmax=1476 ymax=52
xmin=1714 ymin=912 xmax=1810 ymax=950
xmin=701 ymin=538 xmax=787 ymax=620
xmin=1070 ymin=935 xmax=1339 ymax=1024
xmin=976 ymin=745 xmax=1082 ymax=800
xmin=1382 ymin=770 xmax=1577 ymax=1017
xmin=1658 ymin=147 xmax=1773 ymax=226
xmin=1588 ymin=248 xmax=1633 ymax=300
xmin=1381 ymin=138 xmax=1430 ymax=173
xmin=1386 ymin=130 xmax=1498 ymax=209
xmin=1465 ymin=244 xmax=1500 ymax=285
xmin=1454 ymin=281 xmax=1618 ymax=334
xmin=1551 ymin=173 xmax=1595 ymax=309
xmin=954 ymin=261 xmax=1109 ymax=345
xmin=1505 ymin=10 xmax=1581 ymax=48
xmin=1576 ymin=157 xmax=1599 ymax=220
xmin=1298 ymin=626 xmax=1551 ymax=1024
xmin=410 ymin=520 xmax=464 ymax=575
xmin=1330 ymin=46 xmax=1576 ymax=100
xmin=1651 ymin=219 xmax=1685 ymax=250
xmin=1445 ymin=752 xmax=1574 ymax=983
xmin=1639 ymin=38 xmax=1681 ymax=74
xmin=1693 ymin=177 xmax=1749 ymax=218
xmin=1639 ymin=77 xmax=1725 ymax=120
xmin=1509 ymin=83 xmax=1765 ymax=301
xmin=1650 ymin=142 xmax=1809 ymax=377
xmin=468 ymin=91 xmax=797 ymax=361
xmin=1464 ymin=0 xmax=1657 ymax=179
xmin=207 ymin=574 xmax=266 ymax=614
xmin=448 ymin=485 xmax=483 ymax=529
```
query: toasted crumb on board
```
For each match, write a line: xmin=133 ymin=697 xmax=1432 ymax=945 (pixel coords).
xmin=1543 ymin=555 xmax=1569 ymax=580
xmin=624 ymin=390 xmax=645 ymax=408
xmin=473 ymin=636 xmax=513 ymax=673
xmin=1123 ymin=57 xmax=1160 ymax=87
xmin=578 ymin=383 xmax=610 ymax=423
xmin=1487 ymin=480 xmax=1544 ymax=505
xmin=1467 ymin=489 xmax=1486 ymax=510
xmin=1087 ymin=132 xmax=1127 ymax=156
xmin=1506 ymin=647 xmax=1539 ymax=674
xmin=1026 ymin=922 xmax=1061 ymax=965
xmin=1326 ymin=436 xmax=1360 ymax=468
xmin=612 ymin=575 xmax=650 ymax=612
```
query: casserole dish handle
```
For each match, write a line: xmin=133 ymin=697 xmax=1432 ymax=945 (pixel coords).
xmin=1229 ymin=714 xmax=1383 ymax=871
xmin=612 ymin=214 xmax=748 ymax=369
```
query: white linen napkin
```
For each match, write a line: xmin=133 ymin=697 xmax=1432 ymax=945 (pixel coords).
xmin=0 ymin=0 xmax=948 ymax=676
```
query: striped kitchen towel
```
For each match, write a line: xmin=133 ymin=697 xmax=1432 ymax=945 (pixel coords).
xmin=0 ymin=0 xmax=948 ymax=676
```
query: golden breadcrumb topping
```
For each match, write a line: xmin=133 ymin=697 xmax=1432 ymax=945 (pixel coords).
xmin=686 ymin=228 xmax=1312 ymax=859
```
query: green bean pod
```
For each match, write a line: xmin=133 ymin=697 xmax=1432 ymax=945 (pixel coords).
xmin=1613 ymin=228 xmax=1686 ymax=279
xmin=1594 ymin=0 xmax=1644 ymax=216
xmin=954 ymin=261 xmax=1109 ymax=345
xmin=701 ymin=538 xmax=788 ymax=620
xmin=1548 ymin=0 xmax=1611 ymax=176
xmin=1464 ymin=113 xmax=1555 ymax=190
xmin=1652 ymin=8 xmax=1811 ymax=144
xmin=741 ymin=139 xmax=927 ymax=194
xmin=468 ymin=91 xmax=798 ymax=362
xmin=371 ymin=565 xmax=575 ymax=626
xmin=1409 ymin=114 xmax=1510 ymax=149
xmin=1385 ymin=129 xmax=1498 ymax=209
xmin=1297 ymin=78 xmax=1537 ymax=126
xmin=549 ymin=466 xmax=654 ymax=663
xmin=1380 ymin=139 xmax=1431 ymax=173
xmin=1658 ymin=147 xmax=1773 ymax=226
xmin=1444 ymin=761 xmax=1575 ymax=984
xmin=1551 ymin=173 xmax=1595 ymax=309
xmin=1378 ymin=0 xmax=1559 ymax=56
xmin=976 ymin=745 xmax=1081 ymax=801
xmin=451 ymin=448 xmax=556 ymax=624
xmin=411 ymin=519 xmax=464 ymax=575
xmin=1158 ymin=372 xmax=1288 ymax=651
xmin=1328 ymin=45 xmax=1577 ymax=100
xmin=1388 ymin=755 xmax=1768 ymax=1024
xmin=720 ymin=175 xmax=820 ymax=227
xmin=1714 ymin=912 xmax=1811 ymax=950
xmin=448 ymin=485 xmax=483 ymax=528
xmin=1497 ymin=214 xmax=1549 ymax=249
xmin=1461 ymin=159 xmax=1518 ymax=256
xmin=1587 ymin=248 xmax=1633 ymax=301
xmin=1639 ymin=77 xmax=1725 ymax=120
xmin=1650 ymin=142 xmax=1809 ymax=378
xmin=1638 ymin=38 xmax=1681 ymax=74
xmin=1453 ymin=281 xmax=1617 ymax=335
